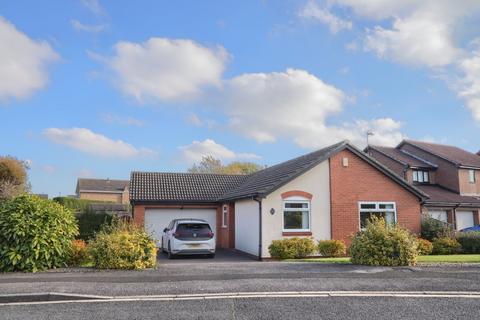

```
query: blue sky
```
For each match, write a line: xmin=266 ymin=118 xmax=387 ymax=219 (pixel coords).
xmin=1 ymin=0 xmax=480 ymax=197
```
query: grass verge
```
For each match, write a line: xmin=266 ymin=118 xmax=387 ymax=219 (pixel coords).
xmin=289 ymin=254 xmax=480 ymax=264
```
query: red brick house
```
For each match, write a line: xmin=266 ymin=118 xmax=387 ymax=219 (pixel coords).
xmin=130 ymin=141 xmax=425 ymax=258
xmin=366 ymin=140 xmax=480 ymax=231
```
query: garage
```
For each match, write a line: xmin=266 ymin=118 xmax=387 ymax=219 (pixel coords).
xmin=144 ymin=208 xmax=217 ymax=247
xmin=456 ymin=211 xmax=475 ymax=231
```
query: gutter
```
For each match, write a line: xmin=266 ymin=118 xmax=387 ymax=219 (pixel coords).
xmin=253 ymin=197 xmax=263 ymax=261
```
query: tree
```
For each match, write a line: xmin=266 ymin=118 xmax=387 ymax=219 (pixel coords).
xmin=0 ymin=156 xmax=29 ymax=199
xmin=188 ymin=156 xmax=262 ymax=175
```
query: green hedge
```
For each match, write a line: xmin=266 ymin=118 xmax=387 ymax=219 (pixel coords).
xmin=53 ymin=197 xmax=114 ymax=240
xmin=0 ymin=195 xmax=78 ymax=272
xmin=268 ymin=237 xmax=316 ymax=259
xmin=76 ymin=211 xmax=113 ymax=240
xmin=432 ymin=237 xmax=462 ymax=255
xmin=317 ymin=240 xmax=346 ymax=257
xmin=456 ymin=232 xmax=480 ymax=253
xmin=349 ymin=217 xmax=418 ymax=266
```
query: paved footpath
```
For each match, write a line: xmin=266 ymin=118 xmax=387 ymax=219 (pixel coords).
xmin=1 ymin=262 xmax=480 ymax=319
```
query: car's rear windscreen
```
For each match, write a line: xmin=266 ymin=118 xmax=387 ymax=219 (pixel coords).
xmin=176 ymin=223 xmax=212 ymax=240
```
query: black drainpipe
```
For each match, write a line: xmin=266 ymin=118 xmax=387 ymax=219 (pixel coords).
xmin=253 ymin=197 xmax=262 ymax=260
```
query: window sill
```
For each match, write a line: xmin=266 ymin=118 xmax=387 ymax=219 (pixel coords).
xmin=282 ymin=231 xmax=312 ymax=236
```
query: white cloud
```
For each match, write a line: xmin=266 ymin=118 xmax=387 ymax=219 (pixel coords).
xmin=71 ymin=19 xmax=107 ymax=33
xmin=363 ymin=13 xmax=459 ymax=67
xmin=99 ymin=38 xmax=228 ymax=102
xmin=0 ymin=17 xmax=59 ymax=101
xmin=179 ymin=139 xmax=260 ymax=164
xmin=312 ymin=0 xmax=480 ymax=122
xmin=456 ymin=46 xmax=480 ymax=122
xmin=213 ymin=68 xmax=403 ymax=149
xmin=101 ymin=113 xmax=145 ymax=127
xmin=43 ymin=128 xmax=155 ymax=158
xmin=299 ymin=1 xmax=352 ymax=33
xmin=81 ymin=0 xmax=105 ymax=15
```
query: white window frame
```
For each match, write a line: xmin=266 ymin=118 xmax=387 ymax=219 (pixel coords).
xmin=282 ymin=198 xmax=311 ymax=232
xmin=413 ymin=170 xmax=429 ymax=183
xmin=469 ymin=169 xmax=476 ymax=183
xmin=358 ymin=201 xmax=397 ymax=230
xmin=222 ymin=205 xmax=228 ymax=228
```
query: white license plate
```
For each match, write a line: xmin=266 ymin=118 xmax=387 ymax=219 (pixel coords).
xmin=188 ymin=243 xmax=201 ymax=247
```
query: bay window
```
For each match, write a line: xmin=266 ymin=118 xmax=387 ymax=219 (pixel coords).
xmin=359 ymin=202 xmax=396 ymax=229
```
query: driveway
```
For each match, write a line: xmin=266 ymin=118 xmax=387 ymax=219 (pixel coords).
xmin=157 ymin=248 xmax=256 ymax=264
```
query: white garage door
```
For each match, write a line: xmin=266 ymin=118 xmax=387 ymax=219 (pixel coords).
xmin=144 ymin=208 xmax=217 ymax=246
xmin=456 ymin=211 xmax=475 ymax=231
xmin=429 ymin=210 xmax=448 ymax=223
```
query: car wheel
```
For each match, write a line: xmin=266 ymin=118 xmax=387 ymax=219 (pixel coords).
xmin=208 ymin=253 xmax=215 ymax=259
xmin=167 ymin=242 xmax=175 ymax=259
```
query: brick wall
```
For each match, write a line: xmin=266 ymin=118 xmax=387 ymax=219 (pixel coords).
xmin=79 ymin=192 xmax=122 ymax=203
xmin=458 ymin=169 xmax=480 ymax=196
xmin=400 ymin=144 xmax=459 ymax=192
xmin=330 ymin=149 xmax=422 ymax=245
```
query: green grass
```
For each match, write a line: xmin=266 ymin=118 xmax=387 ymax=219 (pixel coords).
xmin=417 ymin=254 xmax=480 ymax=263
xmin=289 ymin=254 xmax=480 ymax=264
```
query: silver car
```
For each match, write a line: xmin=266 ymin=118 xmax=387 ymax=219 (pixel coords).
xmin=161 ymin=219 xmax=215 ymax=259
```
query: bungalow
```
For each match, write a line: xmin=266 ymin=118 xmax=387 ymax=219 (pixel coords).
xmin=130 ymin=141 xmax=425 ymax=259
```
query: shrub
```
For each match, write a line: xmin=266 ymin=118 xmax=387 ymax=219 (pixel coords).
xmin=317 ymin=240 xmax=346 ymax=257
xmin=89 ymin=220 xmax=157 ymax=269
xmin=456 ymin=232 xmax=480 ymax=253
xmin=53 ymin=197 xmax=116 ymax=241
xmin=421 ymin=215 xmax=454 ymax=241
xmin=349 ymin=217 xmax=418 ymax=266
xmin=76 ymin=211 xmax=113 ymax=241
xmin=67 ymin=239 xmax=90 ymax=266
xmin=268 ymin=237 xmax=316 ymax=259
xmin=417 ymin=238 xmax=433 ymax=255
xmin=432 ymin=237 xmax=462 ymax=255
xmin=0 ymin=195 xmax=78 ymax=272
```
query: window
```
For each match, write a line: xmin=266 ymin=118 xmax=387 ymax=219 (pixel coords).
xmin=283 ymin=200 xmax=310 ymax=231
xmin=359 ymin=202 xmax=396 ymax=229
xmin=469 ymin=169 xmax=476 ymax=183
xmin=413 ymin=170 xmax=429 ymax=183
xmin=222 ymin=205 xmax=228 ymax=228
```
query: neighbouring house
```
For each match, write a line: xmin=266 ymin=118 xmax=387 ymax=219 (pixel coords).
xmin=366 ymin=140 xmax=480 ymax=231
xmin=76 ymin=178 xmax=130 ymax=204
xmin=130 ymin=141 xmax=425 ymax=259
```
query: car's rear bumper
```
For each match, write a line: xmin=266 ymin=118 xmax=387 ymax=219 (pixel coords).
xmin=172 ymin=249 xmax=215 ymax=255
xmin=170 ymin=238 xmax=215 ymax=255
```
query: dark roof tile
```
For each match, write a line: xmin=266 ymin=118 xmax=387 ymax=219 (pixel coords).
xmin=417 ymin=184 xmax=480 ymax=205
xmin=130 ymin=172 xmax=248 ymax=202
xmin=368 ymin=145 xmax=435 ymax=168
xmin=402 ymin=140 xmax=480 ymax=168
xmin=77 ymin=178 xmax=129 ymax=192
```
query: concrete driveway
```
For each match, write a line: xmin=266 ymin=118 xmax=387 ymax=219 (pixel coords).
xmin=157 ymin=248 xmax=256 ymax=264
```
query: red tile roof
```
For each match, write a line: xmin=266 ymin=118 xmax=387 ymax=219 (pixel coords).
xmin=401 ymin=140 xmax=480 ymax=168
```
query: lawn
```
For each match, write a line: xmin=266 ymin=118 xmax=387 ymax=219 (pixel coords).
xmin=290 ymin=254 xmax=480 ymax=264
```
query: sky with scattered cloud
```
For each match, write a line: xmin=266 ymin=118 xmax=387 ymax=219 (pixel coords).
xmin=1 ymin=0 xmax=480 ymax=196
